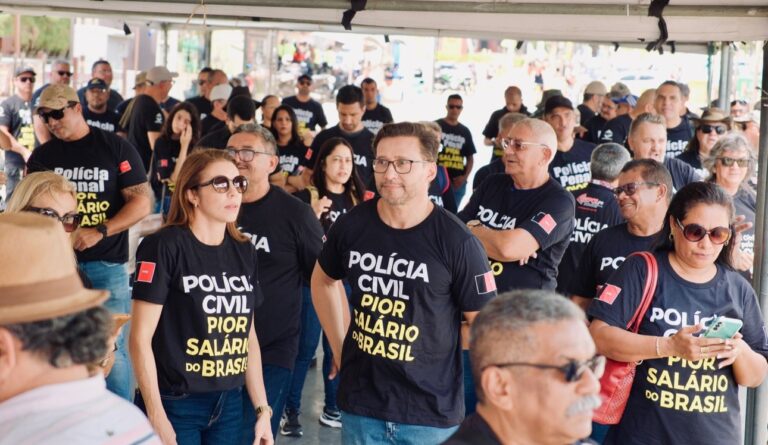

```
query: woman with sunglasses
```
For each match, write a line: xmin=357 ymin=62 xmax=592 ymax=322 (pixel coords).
xmin=677 ymin=108 xmax=731 ymax=173
xmin=588 ymin=181 xmax=768 ymax=445
xmin=703 ymin=134 xmax=757 ymax=279
xmin=271 ymin=105 xmax=308 ymax=193
xmin=131 ymin=149 xmax=273 ymax=445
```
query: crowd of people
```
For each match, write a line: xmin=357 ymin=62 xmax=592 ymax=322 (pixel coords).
xmin=0 ymin=56 xmax=766 ymax=445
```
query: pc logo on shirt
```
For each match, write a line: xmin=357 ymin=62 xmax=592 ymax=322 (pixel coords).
xmin=532 ymin=212 xmax=557 ymax=235
xmin=136 ymin=261 xmax=156 ymax=283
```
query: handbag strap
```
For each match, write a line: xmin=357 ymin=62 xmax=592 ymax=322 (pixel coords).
xmin=625 ymin=251 xmax=659 ymax=333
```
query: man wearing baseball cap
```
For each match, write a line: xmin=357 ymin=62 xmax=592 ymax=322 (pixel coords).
xmin=32 ymin=59 xmax=73 ymax=146
xmin=77 ymin=59 xmax=125 ymax=112
xmin=126 ymin=66 xmax=177 ymax=171
xmin=27 ymin=84 xmax=153 ymax=401
xmin=577 ymin=81 xmax=607 ymax=127
xmin=0 ymin=66 xmax=36 ymax=198
xmin=0 ymin=213 xmax=158 ymax=443
xmin=83 ymin=78 xmax=120 ymax=134
xmin=544 ymin=95 xmax=596 ymax=192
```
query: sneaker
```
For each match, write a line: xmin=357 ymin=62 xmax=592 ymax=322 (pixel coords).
xmin=280 ymin=411 xmax=303 ymax=437
xmin=319 ymin=408 xmax=342 ymax=428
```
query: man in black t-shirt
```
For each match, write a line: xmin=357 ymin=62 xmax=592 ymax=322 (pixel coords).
xmin=482 ymin=86 xmax=530 ymax=149
xmin=577 ymin=81 xmax=607 ymax=127
xmin=437 ymin=94 xmax=476 ymax=206
xmin=283 ymin=74 xmax=327 ymax=134
xmin=32 ymin=59 xmax=72 ymax=146
xmin=186 ymin=68 xmax=226 ymax=121
xmin=473 ymin=113 xmax=528 ymax=190
xmin=27 ymin=84 xmax=153 ymax=402
xmin=600 ymin=89 xmax=656 ymax=146
xmin=543 ymin=96 xmax=596 ymax=192
xmin=313 ymin=122 xmax=495 ymax=443
xmin=0 ymin=66 xmax=36 ymax=197
xmin=303 ymin=85 xmax=375 ymax=188
xmin=655 ymin=81 xmax=694 ymax=158
xmin=228 ymin=124 xmax=324 ymax=441
xmin=361 ymin=78 xmax=393 ymax=135
xmin=76 ymin=60 xmax=124 ymax=112
xmin=556 ymin=143 xmax=629 ymax=295
xmin=582 ymin=96 xmax=617 ymax=144
xmin=127 ymin=66 xmax=177 ymax=171
xmin=83 ymin=79 xmax=120 ymax=133
xmin=443 ymin=290 xmax=601 ymax=445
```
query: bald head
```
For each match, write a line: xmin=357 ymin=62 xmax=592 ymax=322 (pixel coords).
xmin=634 ymin=89 xmax=657 ymax=115
xmin=515 ymin=118 xmax=558 ymax=161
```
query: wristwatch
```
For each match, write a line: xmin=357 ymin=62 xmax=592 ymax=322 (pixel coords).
xmin=255 ymin=405 xmax=273 ymax=419
xmin=466 ymin=220 xmax=482 ymax=228
xmin=95 ymin=224 xmax=108 ymax=240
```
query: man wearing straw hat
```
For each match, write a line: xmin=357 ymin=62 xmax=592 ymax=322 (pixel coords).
xmin=0 ymin=213 xmax=158 ymax=444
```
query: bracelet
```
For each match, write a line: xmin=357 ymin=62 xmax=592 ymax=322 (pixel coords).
xmin=655 ymin=336 xmax=662 ymax=357
xmin=255 ymin=404 xmax=273 ymax=419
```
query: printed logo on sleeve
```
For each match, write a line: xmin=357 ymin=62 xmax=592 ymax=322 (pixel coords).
xmin=119 ymin=160 xmax=132 ymax=174
xmin=363 ymin=191 xmax=376 ymax=201
xmin=136 ymin=261 xmax=156 ymax=283
xmin=154 ymin=113 xmax=163 ymax=125
xmin=598 ymin=284 xmax=622 ymax=305
xmin=532 ymin=212 xmax=557 ymax=235
xmin=159 ymin=159 xmax=169 ymax=168
xmin=304 ymin=148 xmax=313 ymax=160
xmin=474 ymin=271 xmax=497 ymax=295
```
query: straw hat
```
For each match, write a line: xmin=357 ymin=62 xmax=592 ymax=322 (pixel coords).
xmin=0 ymin=213 xmax=108 ymax=325
xmin=693 ymin=108 xmax=732 ymax=129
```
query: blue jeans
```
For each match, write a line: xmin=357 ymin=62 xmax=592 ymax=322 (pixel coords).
xmin=79 ymin=260 xmax=134 ymax=401
xmin=4 ymin=162 xmax=23 ymax=200
xmin=285 ymin=285 xmax=339 ymax=415
xmin=462 ymin=350 xmax=476 ymax=416
xmin=341 ymin=411 xmax=458 ymax=445
xmin=135 ymin=387 xmax=242 ymax=445
xmin=453 ymin=180 xmax=468 ymax=208
xmin=242 ymin=364 xmax=292 ymax=444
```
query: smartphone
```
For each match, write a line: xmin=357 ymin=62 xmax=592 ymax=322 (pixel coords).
xmin=703 ymin=316 xmax=743 ymax=339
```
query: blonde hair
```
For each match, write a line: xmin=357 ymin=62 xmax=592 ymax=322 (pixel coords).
xmin=6 ymin=171 xmax=77 ymax=213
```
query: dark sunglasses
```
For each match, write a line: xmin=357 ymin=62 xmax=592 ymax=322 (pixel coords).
xmin=613 ymin=182 xmax=659 ymax=197
xmin=718 ymin=157 xmax=750 ymax=168
xmin=193 ymin=175 xmax=248 ymax=194
xmin=675 ymin=218 xmax=731 ymax=245
xmin=57 ymin=70 xmax=73 ymax=77
xmin=699 ymin=124 xmax=727 ymax=135
xmin=299 ymin=81 xmax=312 ymax=86
xmin=484 ymin=355 xmax=606 ymax=383
xmin=18 ymin=76 xmax=35 ymax=83
xmin=24 ymin=206 xmax=82 ymax=232
xmin=197 ymin=79 xmax=207 ymax=85
xmin=448 ymin=104 xmax=463 ymax=109
xmin=38 ymin=103 xmax=77 ymax=124
xmin=731 ymin=99 xmax=748 ymax=106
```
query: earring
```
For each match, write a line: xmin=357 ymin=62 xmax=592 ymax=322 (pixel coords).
xmin=669 ymin=233 xmax=674 ymax=241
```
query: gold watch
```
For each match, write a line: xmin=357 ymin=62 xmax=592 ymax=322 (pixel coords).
xmin=467 ymin=219 xmax=482 ymax=228
xmin=255 ymin=405 xmax=273 ymax=419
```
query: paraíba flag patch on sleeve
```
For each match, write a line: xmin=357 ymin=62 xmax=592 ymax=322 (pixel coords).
xmin=304 ymin=148 xmax=313 ymax=160
xmin=532 ymin=212 xmax=557 ymax=234
xmin=598 ymin=284 xmax=622 ymax=305
xmin=136 ymin=261 xmax=156 ymax=283
xmin=119 ymin=160 xmax=132 ymax=174
xmin=474 ymin=271 xmax=497 ymax=294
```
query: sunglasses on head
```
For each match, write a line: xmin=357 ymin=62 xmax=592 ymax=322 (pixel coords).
xmin=18 ymin=76 xmax=35 ymax=83
xmin=718 ymin=157 xmax=750 ymax=168
xmin=699 ymin=124 xmax=727 ymax=135
xmin=37 ymin=103 xmax=77 ymax=124
xmin=193 ymin=175 xmax=248 ymax=194
xmin=612 ymin=182 xmax=659 ymax=197
xmin=675 ymin=218 xmax=731 ymax=245
xmin=483 ymin=355 xmax=606 ymax=383
xmin=24 ymin=206 xmax=82 ymax=232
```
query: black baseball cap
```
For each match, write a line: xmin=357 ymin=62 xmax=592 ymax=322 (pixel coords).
xmin=544 ymin=95 xmax=574 ymax=115
xmin=86 ymin=78 xmax=108 ymax=90
xmin=297 ymin=74 xmax=312 ymax=83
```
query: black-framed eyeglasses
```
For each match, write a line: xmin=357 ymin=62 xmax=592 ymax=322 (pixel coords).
xmin=192 ymin=175 xmax=248 ymax=194
xmin=17 ymin=76 xmax=35 ymax=83
xmin=483 ymin=355 xmax=606 ymax=383
xmin=675 ymin=218 xmax=731 ymax=245
xmin=24 ymin=206 xmax=82 ymax=232
xmin=37 ymin=102 xmax=77 ymax=124
xmin=613 ymin=182 xmax=659 ymax=197
xmin=372 ymin=158 xmax=432 ymax=174
xmin=226 ymin=148 xmax=274 ymax=162
xmin=718 ymin=157 xmax=750 ymax=168
xmin=500 ymin=138 xmax=549 ymax=153
xmin=699 ymin=124 xmax=727 ymax=135
xmin=57 ymin=70 xmax=73 ymax=77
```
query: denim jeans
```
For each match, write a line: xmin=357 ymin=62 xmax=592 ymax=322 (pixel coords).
xmin=462 ymin=350 xmax=476 ymax=416
xmin=453 ymin=180 xmax=468 ymax=208
xmin=4 ymin=162 xmax=23 ymax=200
xmin=135 ymin=387 xmax=242 ymax=445
xmin=285 ymin=285 xmax=339 ymax=415
xmin=341 ymin=411 xmax=458 ymax=445
xmin=242 ymin=364 xmax=292 ymax=444
xmin=79 ymin=260 xmax=134 ymax=401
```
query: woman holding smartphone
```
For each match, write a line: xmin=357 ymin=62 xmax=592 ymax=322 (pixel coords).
xmin=131 ymin=149 xmax=273 ymax=445
xmin=589 ymin=181 xmax=768 ymax=444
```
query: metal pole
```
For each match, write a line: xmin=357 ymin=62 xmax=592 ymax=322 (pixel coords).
xmin=718 ymin=42 xmax=730 ymax=110
xmin=745 ymin=40 xmax=768 ymax=445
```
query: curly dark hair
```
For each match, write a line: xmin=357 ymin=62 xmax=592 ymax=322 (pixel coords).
xmin=3 ymin=307 xmax=111 ymax=368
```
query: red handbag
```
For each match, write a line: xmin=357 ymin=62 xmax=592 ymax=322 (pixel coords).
xmin=593 ymin=251 xmax=658 ymax=425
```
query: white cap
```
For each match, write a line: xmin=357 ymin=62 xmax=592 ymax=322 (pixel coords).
xmin=210 ymin=84 xmax=232 ymax=102
xmin=146 ymin=66 xmax=178 ymax=84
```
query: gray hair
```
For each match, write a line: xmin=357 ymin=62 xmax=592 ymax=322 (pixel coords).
xmin=232 ymin=122 xmax=277 ymax=155
xmin=497 ymin=112 xmax=527 ymax=134
xmin=514 ymin=118 xmax=558 ymax=162
xmin=703 ymin=133 xmax=757 ymax=186
xmin=469 ymin=290 xmax=585 ymax=401
xmin=629 ymin=112 xmax=666 ymax=137
xmin=590 ymin=143 xmax=631 ymax=181
xmin=2 ymin=307 xmax=111 ymax=368
xmin=51 ymin=59 xmax=71 ymax=69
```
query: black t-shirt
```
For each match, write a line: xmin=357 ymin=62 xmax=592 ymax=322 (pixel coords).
xmin=676 ymin=149 xmax=702 ymax=170
xmin=83 ymin=107 xmax=120 ymax=133
xmin=437 ymin=119 xmax=476 ymax=178
xmin=132 ymin=226 xmax=263 ymax=393
xmin=201 ymin=115 xmax=225 ymax=137
xmin=663 ymin=157 xmax=701 ymax=193
xmin=282 ymin=96 xmax=327 ymax=132
xmin=278 ymin=139 xmax=309 ymax=175
xmin=27 ymin=128 xmax=147 ymax=263
xmin=584 ymin=115 xmax=607 ymax=144
xmin=458 ymin=174 xmax=575 ymax=291
xmin=568 ymin=223 xmax=657 ymax=299
xmin=197 ymin=126 xmax=231 ymax=150
xmin=556 ymin=182 xmax=623 ymax=294
xmin=589 ymin=252 xmax=768 ymax=445
xmin=429 ymin=165 xmax=457 ymax=213
xmin=481 ymin=104 xmax=531 ymax=144
xmin=318 ymin=199 xmax=495 ymax=427
xmin=126 ymin=94 xmax=164 ymax=171
xmin=151 ymin=137 xmax=181 ymax=199
xmin=733 ymin=187 xmax=756 ymax=280
xmin=308 ymin=125 xmax=375 ymax=186
xmin=0 ymin=95 xmax=34 ymax=167
xmin=600 ymin=114 xmax=633 ymax=146
xmin=115 ymin=98 xmax=131 ymax=131
xmin=362 ymin=104 xmax=394 ymax=135
xmin=442 ymin=413 xmax=597 ymax=445
xmin=294 ymin=188 xmax=356 ymax=233
xmin=77 ymin=86 xmax=123 ymax=112
xmin=472 ymin=159 xmax=505 ymax=190
xmin=237 ymin=186 xmax=324 ymax=369
xmin=185 ymin=96 xmax=212 ymax=121
xmin=548 ymin=139 xmax=596 ymax=192
xmin=666 ymin=117 xmax=693 ymax=158
xmin=577 ymin=103 xmax=598 ymax=127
